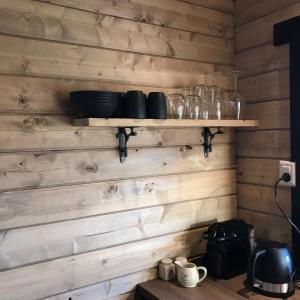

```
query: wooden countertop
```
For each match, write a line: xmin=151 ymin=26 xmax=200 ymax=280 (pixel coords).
xmin=136 ymin=275 xmax=300 ymax=300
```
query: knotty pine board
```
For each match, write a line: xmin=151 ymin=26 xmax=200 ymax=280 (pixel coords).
xmin=0 ymin=144 xmax=235 ymax=191
xmin=0 ymin=196 xmax=236 ymax=270
xmin=44 ymin=268 xmax=157 ymax=300
xmin=0 ymin=75 xmax=176 ymax=114
xmin=0 ymin=35 xmax=230 ymax=88
xmin=238 ymin=183 xmax=291 ymax=217
xmin=36 ymin=0 xmax=233 ymax=38
xmin=0 ymin=0 xmax=233 ymax=64
xmin=0 ymin=115 xmax=234 ymax=151
xmin=0 ymin=169 xmax=236 ymax=229
xmin=0 ymin=228 xmax=206 ymax=300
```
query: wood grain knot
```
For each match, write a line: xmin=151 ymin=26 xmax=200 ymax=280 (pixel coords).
xmin=85 ymin=163 xmax=98 ymax=173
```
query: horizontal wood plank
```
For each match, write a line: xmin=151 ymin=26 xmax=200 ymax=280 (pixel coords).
xmin=238 ymin=183 xmax=291 ymax=216
xmin=235 ymin=2 xmax=300 ymax=52
xmin=36 ymin=0 xmax=233 ymax=38
xmin=243 ymin=100 xmax=290 ymax=130
xmin=237 ymin=130 xmax=290 ymax=159
xmin=0 ymin=196 xmax=236 ymax=270
xmin=0 ymin=115 xmax=235 ymax=152
xmin=234 ymin=0 xmax=300 ymax=26
xmin=0 ymin=227 xmax=206 ymax=300
xmin=74 ymin=118 xmax=259 ymax=128
xmin=178 ymin=0 xmax=233 ymax=12
xmin=239 ymin=70 xmax=289 ymax=103
xmin=236 ymin=44 xmax=289 ymax=77
xmin=0 ymin=35 xmax=233 ymax=88
xmin=237 ymin=158 xmax=284 ymax=187
xmin=0 ymin=75 xmax=177 ymax=114
xmin=238 ymin=209 xmax=291 ymax=245
xmin=0 ymin=169 xmax=236 ymax=229
xmin=0 ymin=0 xmax=233 ymax=64
xmin=0 ymin=144 xmax=236 ymax=191
xmin=45 ymin=268 xmax=157 ymax=300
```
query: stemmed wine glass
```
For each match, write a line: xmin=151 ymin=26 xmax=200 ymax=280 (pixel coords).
xmin=227 ymin=71 xmax=245 ymax=120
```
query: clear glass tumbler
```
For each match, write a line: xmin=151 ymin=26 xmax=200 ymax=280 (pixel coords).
xmin=167 ymin=93 xmax=185 ymax=119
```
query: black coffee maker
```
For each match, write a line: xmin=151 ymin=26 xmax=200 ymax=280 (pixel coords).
xmin=246 ymin=241 xmax=296 ymax=298
xmin=204 ymin=219 xmax=253 ymax=279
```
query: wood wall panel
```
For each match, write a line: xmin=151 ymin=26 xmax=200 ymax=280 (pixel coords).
xmin=0 ymin=75 xmax=176 ymax=114
xmin=238 ymin=183 xmax=291 ymax=216
xmin=239 ymin=70 xmax=289 ymax=103
xmin=235 ymin=1 xmax=292 ymax=244
xmin=236 ymin=44 xmax=289 ymax=77
xmin=237 ymin=158 xmax=280 ymax=187
xmin=0 ymin=1 xmax=235 ymax=299
xmin=237 ymin=130 xmax=290 ymax=159
xmin=37 ymin=0 xmax=233 ymax=38
xmin=0 ymin=0 xmax=233 ymax=64
xmin=0 ymin=169 xmax=236 ymax=229
xmin=178 ymin=0 xmax=233 ymax=12
xmin=0 ymin=35 xmax=231 ymax=88
xmin=238 ymin=209 xmax=291 ymax=245
xmin=0 ymin=196 xmax=236 ymax=270
xmin=44 ymin=268 xmax=157 ymax=300
xmin=235 ymin=2 xmax=300 ymax=52
xmin=0 ymin=228 xmax=206 ymax=300
xmin=234 ymin=0 xmax=300 ymax=26
xmin=0 ymin=115 xmax=234 ymax=152
xmin=243 ymin=100 xmax=290 ymax=130
xmin=0 ymin=144 xmax=235 ymax=191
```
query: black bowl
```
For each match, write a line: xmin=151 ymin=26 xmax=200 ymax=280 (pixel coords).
xmin=70 ymin=99 xmax=119 ymax=118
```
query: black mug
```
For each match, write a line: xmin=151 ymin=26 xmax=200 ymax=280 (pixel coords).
xmin=147 ymin=92 xmax=167 ymax=119
xmin=123 ymin=90 xmax=147 ymax=119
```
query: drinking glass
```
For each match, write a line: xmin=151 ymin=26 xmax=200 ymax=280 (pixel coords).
xmin=209 ymin=72 xmax=224 ymax=120
xmin=227 ymin=71 xmax=245 ymax=120
xmin=185 ymin=95 xmax=201 ymax=119
xmin=193 ymin=85 xmax=209 ymax=119
xmin=167 ymin=93 xmax=185 ymax=119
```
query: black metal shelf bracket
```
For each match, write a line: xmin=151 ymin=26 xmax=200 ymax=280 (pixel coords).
xmin=116 ymin=127 xmax=137 ymax=163
xmin=202 ymin=127 xmax=224 ymax=158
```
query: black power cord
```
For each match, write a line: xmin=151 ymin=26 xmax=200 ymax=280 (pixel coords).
xmin=274 ymin=173 xmax=300 ymax=237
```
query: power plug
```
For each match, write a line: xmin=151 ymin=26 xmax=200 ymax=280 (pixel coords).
xmin=279 ymin=160 xmax=296 ymax=187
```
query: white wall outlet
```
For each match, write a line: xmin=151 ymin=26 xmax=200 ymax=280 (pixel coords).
xmin=279 ymin=160 xmax=296 ymax=187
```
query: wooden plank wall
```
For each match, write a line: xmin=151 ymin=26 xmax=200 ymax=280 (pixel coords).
xmin=0 ymin=1 xmax=235 ymax=299
xmin=234 ymin=0 xmax=296 ymax=245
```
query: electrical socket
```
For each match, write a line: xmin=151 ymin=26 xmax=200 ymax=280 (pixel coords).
xmin=279 ymin=160 xmax=296 ymax=187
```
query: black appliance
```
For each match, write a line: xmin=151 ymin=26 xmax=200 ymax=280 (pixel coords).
xmin=204 ymin=219 xmax=253 ymax=279
xmin=246 ymin=241 xmax=296 ymax=298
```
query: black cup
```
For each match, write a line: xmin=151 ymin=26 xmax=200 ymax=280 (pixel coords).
xmin=123 ymin=91 xmax=147 ymax=118
xmin=147 ymin=92 xmax=167 ymax=119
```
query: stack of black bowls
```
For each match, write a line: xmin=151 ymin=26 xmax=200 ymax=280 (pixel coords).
xmin=70 ymin=91 xmax=122 ymax=118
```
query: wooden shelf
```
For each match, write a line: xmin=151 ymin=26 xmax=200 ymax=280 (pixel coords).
xmin=73 ymin=118 xmax=259 ymax=128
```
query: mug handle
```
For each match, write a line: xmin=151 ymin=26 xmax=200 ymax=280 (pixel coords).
xmin=197 ymin=266 xmax=207 ymax=283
